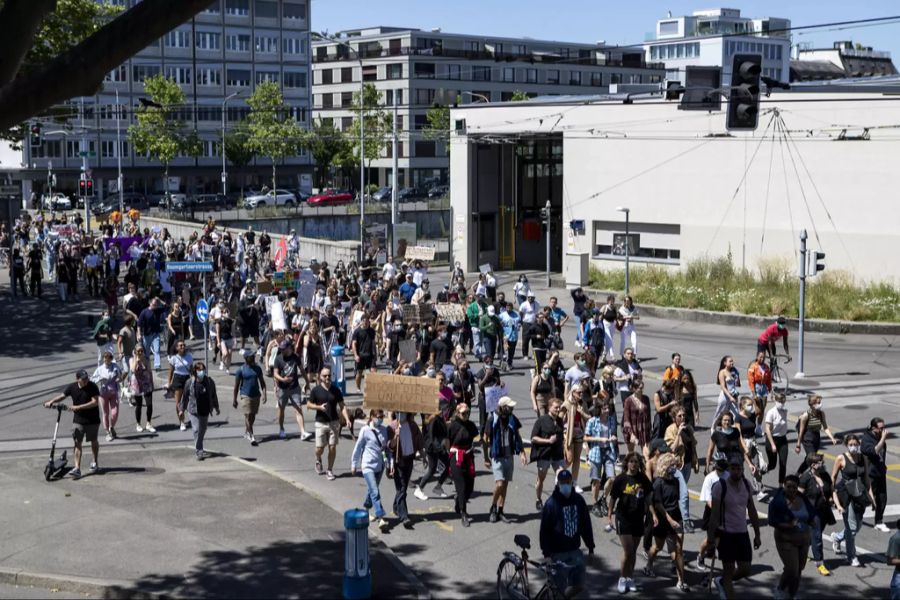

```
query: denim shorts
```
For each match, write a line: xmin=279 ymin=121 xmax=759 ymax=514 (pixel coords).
xmin=491 ymin=456 xmax=514 ymax=481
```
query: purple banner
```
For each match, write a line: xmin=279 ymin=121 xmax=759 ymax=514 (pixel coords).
xmin=104 ymin=236 xmax=146 ymax=262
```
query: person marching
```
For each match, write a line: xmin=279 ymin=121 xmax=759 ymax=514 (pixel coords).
xmin=483 ymin=396 xmax=527 ymax=523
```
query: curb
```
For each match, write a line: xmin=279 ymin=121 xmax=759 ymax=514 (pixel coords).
xmin=0 ymin=567 xmax=163 ymax=599
xmin=548 ymin=277 xmax=900 ymax=335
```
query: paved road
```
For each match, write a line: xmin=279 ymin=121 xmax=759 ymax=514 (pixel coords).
xmin=1 ymin=271 xmax=898 ymax=598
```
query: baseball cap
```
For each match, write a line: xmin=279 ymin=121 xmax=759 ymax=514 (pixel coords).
xmin=241 ymin=348 xmax=255 ymax=359
xmin=714 ymin=458 xmax=729 ymax=471
xmin=777 ymin=315 xmax=787 ymax=325
xmin=75 ymin=369 xmax=89 ymax=380
xmin=278 ymin=339 xmax=292 ymax=350
xmin=556 ymin=469 xmax=573 ymax=482
xmin=487 ymin=305 xmax=496 ymax=316
xmin=498 ymin=396 xmax=516 ymax=409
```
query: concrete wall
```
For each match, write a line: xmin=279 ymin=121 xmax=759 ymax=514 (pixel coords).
xmin=140 ymin=215 xmax=360 ymax=266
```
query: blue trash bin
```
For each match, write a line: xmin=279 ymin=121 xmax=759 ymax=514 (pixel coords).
xmin=331 ymin=344 xmax=346 ymax=395
xmin=343 ymin=508 xmax=371 ymax=599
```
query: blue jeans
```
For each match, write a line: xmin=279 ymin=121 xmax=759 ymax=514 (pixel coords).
xmin=142 ymin=333 xmax=161 ymax=369
xmin=471 ymin=328 xmax=482 ymax=357
xmin=675 ymin=466 xmax=692 ymax=523
xmin=810 ymin=515 xmax=824 ymax=562
xmin=549 ymin=549 xmax=585 ymax=594
xmin=483 ymin=334 xmax=497 ymax=360
xmin=891 ymin=570 xmax=900 ymax=600
xmin=572 ymin=314 xmax=582 ymax=344
xmin=188 ymin=413 xmax=208 ymax=454
xmin=362 ymin=469 xmax=386 ymax=519
xmin=833 ymin=502 xmax=862 ymax=559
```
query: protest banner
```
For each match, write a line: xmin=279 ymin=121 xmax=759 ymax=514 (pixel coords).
xmin=363 ymin=373 xmax=439 ymax=414
xmin=404 ymin=245 xmax=436 ymax=262
xmin=479 ymin=263 xmax=493 ymax=274
xmin=401 ymin=303 xmax=432 ymax=325
xmin=441 ymin=363 xmax=456 ymax=381
xmin=484 ymin=383 xmax=508 ymax=414
xmin=434 ymin=303 xmax=466 ymax=323
xmin=270 ymin=301 xmax=287 ymax=331
xmin=398 ymin=339 xmax=418 ymax=365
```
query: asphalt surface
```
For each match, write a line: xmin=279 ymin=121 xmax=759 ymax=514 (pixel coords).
xmin=0 ymin=268 xmax=898 ymax=598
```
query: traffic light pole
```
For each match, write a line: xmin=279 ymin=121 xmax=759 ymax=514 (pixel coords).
xmin=797 ymin=229 xmax=807 ymax=379
xmin=80 ymin=98 xmax=90 ymax=234
xmin=545 ymin=200 xmax=551 ymax=287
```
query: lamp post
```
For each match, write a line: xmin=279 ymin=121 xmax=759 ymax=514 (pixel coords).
xmin=315 ymin=32 xmax=365 ymax=261
xmin=616 ymin=206 xmax=631 ymax=295
xmin=221 ymin=91 xmax=242 ymax=198
xmin=460 ymin=91 xmax=491 ymax=103
xmin=115 ymin=89 xmax=124 ymax=218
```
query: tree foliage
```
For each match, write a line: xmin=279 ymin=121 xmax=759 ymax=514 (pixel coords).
xmin=346 ymin=83 xmax=391 ymax=182
xmin=246 ymin=81 xmax=303 ymax=194
xmin=301 ymin=118 xmax=352 ymax=189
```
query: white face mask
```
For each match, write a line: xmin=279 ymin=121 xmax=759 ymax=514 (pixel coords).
xmin=848 ymin=445 xmax=860 ymax=454
xmin=775 ymin=402 xmax=785 ymax=410
xmin=814 ymin=403 xmax=823 ymax=411
xmin=744 ymin=405 xmax=755 ymax=414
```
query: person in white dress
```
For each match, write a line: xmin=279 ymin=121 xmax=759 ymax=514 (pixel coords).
xmin=618 ymin=295 xmax=639 ymax=357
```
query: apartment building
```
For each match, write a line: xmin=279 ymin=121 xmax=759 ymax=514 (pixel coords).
xmin=22 ymin=0 xmax=313 ymax=201
xmin=792 ymin=40 xmax=898 ymax=81
xmin=312 ymin=27 xmax=665 ymax=190
xmin=644 ymin=8 xmax=791 ymax=84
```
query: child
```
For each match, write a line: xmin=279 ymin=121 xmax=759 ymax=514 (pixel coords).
xmin=585 ymin=402 xmax=618 ymax=530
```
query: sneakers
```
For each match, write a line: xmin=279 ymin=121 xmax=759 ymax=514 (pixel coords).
xmin=315 ymin=460 xmax=324 ymax=475
xmin=278 ymin=429 xmax=286 ymax=440
xmin=617 ymin=577 xmax=627 ymax=594
xmin=591 ymin=504 xmax=604 ymax=518
xmin=676 ymin=581 xmax=690 ymax=592
xmin=817 ymin=564 xmax=830 ymax=576
xmin=196 ymin=452 xmax=205 ymax=461
xmin=145 ymin=424 xmax=157 ymax=433
xmin=179 ymin=422 xmax=188 ymax=432
xmin=875 ymin=523 xmax=892 ymax=533
xmin=497 ymin=511 xmax=512 ymax=524
xmin=535 ymin=499 xmax=543 ymax=511
xmin=413 ymin=487 xmax=429 ymax=501
xmin=105 ymin=432 xmax=114 ymax=442
xmin=377 ymin=518 xmax=389 ymax=531
xmin=641 ymin=565 xmax=654 ymax=577
xmin=326 ymin=470 xmax=336 ymax=481
xmin=89 ymin=462 xmax=99 ymax=473
xmin=756 ymin=490 xmax=768 ymax=502
xmin=68 ymin=468 xmax=82 ymax=480
xmin=694 ymin=557 xmax=709 ymax=572
xmin=461 ymin=513 xmax=471 ymax=527
xmin=432 ymin=486 xmax=450 ymax=498
xmin=849 ymin=557 xmax=861 ymax=567
xmin=713 ymin=576 xmax=726 ymax=600
xmin=625 ymin=579 xmax=639 ymax=592
xmin=604 ymin=523 xmax=614 ymax=533
xmin=249 ymin=434 xmax=258 ymax=446
xmin=301 ymin=431 xmax=314 ymax=441
xmin=135 ymin=423 xmax=144 ymax=433
xmin=219 ymin=361 xmax=225 ymax=371
xmin=832 ymin=537 xmax=844 ymax=554
xmin=574 ymin=485 xmax=584 ymax=494
xmin=489 ymin=509 xmax=498 ymax=523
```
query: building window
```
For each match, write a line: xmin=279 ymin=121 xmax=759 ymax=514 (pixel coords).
xmin=105 ymin=64 xmax=128 ymax=83
xmin=590 ymin=72 xmax=602 ymax=86
xmin=569 ymin=71 xmax=581 ymax=85
xmin=610 ymin=73 xmax=622 ymax=84
xmin=546 ymin=69 xmax=559 ymax=84
xmin=385 ymin=89 xmax=403 ymax=105
xmin=254 ymin=0 xmax=277 ymax=18
xmin=362 ymin=65 xmax=377 ymax=81
xmin=197 ymin=106 xmax=222 ymax=121
xmin=225 ymin=0 xmax=249 ymax=16
xmin=414 ymin=141 xmax=436 ymax=157
xmin=320 ymin=69 xmax=333 ymax=84
xmin=165 ymin=66 xmax=192 ymax=84
xmin=416 ymin=88 xmax=435 ymax=105
xmin=503 ymin=67 xmax=515 ymax=82
xmin=255 ymin=70 xmax=279 ymax=84
xmin=649 ymin=74 xmax=661 ymax=83
xmin=195 ymin=31 xmax=220 ymax=50
xmin=255 ymin=35 xmax=278 ymax=54
xmin=340 ymin=66 xmax=352 ymax=82
xmin=283 ymin=37 xmax=306 ymax=55
xmin=659 ymin=20 xmax=678 ymax=36
xmin=340 ymin=91 xmax=353 ymax=107
xmin=592 ymin=220 xmax=681 ymax=264
xmin=164 ymin=30 xmax=191 ymax=48
xmin=197 ymin=68 xmax=221 ymax=86
xmin=203 ymin=1 xmax=221 ymax=14
xmin=283 ymin=71 xmax=307 ymax=88
xmin=526 ymin=68 xmax=537 ymax=83
xmin=283 ymin=2 xmax=306 ymax=20
xmin=472 ymin=66 xmax=491 ymax=81
xmin=321 ymin=94 xmax=333 ymax=109
xmin=628 ymin=73 xmax=642 ymax=84
xmin=341 ymin=116 xmax=353 ymax=130
xmin=387 ymin=63 xmax=403 ymax=79
xmin=226 ymin=34 xmax=251 ymax=52
xmin=414 ymin=62 xmax=435 ymax=79
xmin=512 ymin=44 xmax=527 ymax=55
xmin=226 ymin=68 xmax=251 ymax=86
xmin=132 ymin=65 xmax=161 ymax=83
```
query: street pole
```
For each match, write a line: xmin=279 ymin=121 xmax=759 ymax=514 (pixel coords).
xmin=358 ymin=58 xmax=365 ymax=262
xmin=391 ymin=92 xmax=398 ymax=255
xmin=47 ymin=161 xmax=53 ymax=201
xmin=203 ymin=274 xmax=209 ymax=369
xmin=797 ymin=229 xmax=807 ymax=379
xmin=221 ymin=91 xmax=241 ymax=198
xmin=624 ymin=210 xmax=630 ymax=296
xmin=115 ymin=89 xmax=124 ymax=219
xmin=80 ymin=98 xmax=90 ymax=234
xmin=545 ymin=200 xmax=551 ymax=287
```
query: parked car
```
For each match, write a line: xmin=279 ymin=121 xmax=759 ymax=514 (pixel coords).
xmin=397 ymin=187 xmax=426 ymax=202
xmin=190 ymin=194 xmax=228 ymax=210
xmin=243 ymin=189 xmax=298 ymax=208
xmin=161 ymin=193 xmax=189 ymax=209
xmin=308 ymin=189 xmax=355 ymax=206
xmin=90 ymin=198 xmax=117 ymax=219
xmin=427 ymin=184 xmax=449 ymax=198
xmin=121 ymin=192 xmax=148 ymax=209
xmin=42 ymin=193 xmax=72 ymax=211
xmin=371 ymin=186 xmax=393 ymax=202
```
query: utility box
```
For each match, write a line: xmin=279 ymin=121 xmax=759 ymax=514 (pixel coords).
xmin=566 ymin=253 xmax=589 ymax=288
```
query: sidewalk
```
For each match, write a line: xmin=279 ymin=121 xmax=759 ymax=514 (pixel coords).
xmin=0 ymin=447 xmax=420 ymax=599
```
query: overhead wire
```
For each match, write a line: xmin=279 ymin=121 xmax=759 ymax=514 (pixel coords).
xmin=776 ymin=116 xmax=799 ymax=256
xmin=759 ymin=115 xmax=777 ymax=255
xmin=777 ymin=111 xmax=823 ymax=249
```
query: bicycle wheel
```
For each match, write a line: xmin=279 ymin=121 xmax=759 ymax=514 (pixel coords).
xmin=496 ymin=558 xmax=528 ymax=600
xmin=772 ymin=365 xmax=790 ymax=394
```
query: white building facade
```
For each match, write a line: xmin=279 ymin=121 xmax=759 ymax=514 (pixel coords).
xmin=645 ymin=8 xmax=791 ymax=84
xmin=450 ymin=86 xmax=900 ymax=282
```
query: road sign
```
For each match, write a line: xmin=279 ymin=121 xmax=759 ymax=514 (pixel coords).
xmin=167 ymin=261 xmax=213 ymax=273
xmin=196 ymin=299 xmax=209 ymax=324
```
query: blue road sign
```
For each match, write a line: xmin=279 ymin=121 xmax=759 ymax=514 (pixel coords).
xmin=167 ymin=261 xmax=213 ymax=273
xmin=196 ymin=299 xmax=209 ymax=324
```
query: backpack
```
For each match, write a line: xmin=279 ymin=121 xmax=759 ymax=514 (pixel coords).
xmin=587 ymin=323 xmax=604 ymax=349
xmin=716 ymin=475 xmax=754 ymax=527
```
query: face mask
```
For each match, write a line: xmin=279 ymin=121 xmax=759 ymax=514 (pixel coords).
xmin=373 ymin=418 xmax=384 ymax=427
xmin=744 ymin=405 xmax=755 ymax=414
xmin=543 ymin=369 xmax=551 ymax=377
xmin=577 ymin=361 xmax=586 ymax=369
xmin=775 ymin=402 xmax=785 ymax=410
xmin=814 ymin=403 xmax=823 ymax=411
xmin=721 ymin=426 xmax=734 ymax=435
xmin=196 ymin=370 xmax=206 ymax=380
xmin=848 ymin=445 xmax=860 ymax=454
xmin=558 ymin=484 xmax=573 ymax=497
xmin=426 ymin=368 xmax=436 ymax=378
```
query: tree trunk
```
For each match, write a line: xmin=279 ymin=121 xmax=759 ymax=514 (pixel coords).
xmin=164 ymin=163 xmax=170 ymax=220
xmin=271 ymin=159 xmax=277 ymax=203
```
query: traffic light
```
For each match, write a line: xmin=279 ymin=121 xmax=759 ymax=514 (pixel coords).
xmin=813 ymin=251 xmax=825 ymax=275
xmin=30 ymin=123 xmax=42 ymax=147
xmin=726 ymin=54 xmax=762 ymax=130
xmin=78 ymin=178 xmax=93 ymax=196
xmin=539 ymin=207 xmax=549 ymax=220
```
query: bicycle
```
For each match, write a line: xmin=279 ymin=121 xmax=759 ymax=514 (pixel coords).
xmin=768 ymin=353 xmax=791 ymax=394
xmin=496 ymin=534 xmax=570 ymax=600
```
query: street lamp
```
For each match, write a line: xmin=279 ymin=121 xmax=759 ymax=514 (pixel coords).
xmin=221 ymin=90 xmax=243 ymax=198
xmin=616 ymin=206 xmax=631 ymax=295
xmin=460 ymin=91 xmax=491 ymax=103
xmin=115 ymin=89 xmax=124 ymax=219
xmin=314 ymin=31 xmax=365 ymax=261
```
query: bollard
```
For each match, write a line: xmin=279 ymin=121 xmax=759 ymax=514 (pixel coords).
xmin=343 ymin=508 xmax=371 ymax=600
xmin=331 ymin=344 xmax=346 ymax=395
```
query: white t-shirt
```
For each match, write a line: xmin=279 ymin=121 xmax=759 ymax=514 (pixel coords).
xmin=700 ymin=470 xmax=730 ymax=502
xmin=519 ymin=300 xmax=539 ymax=323
xmin=765 ymin=406 xmax=789 ymax=437
xmin=382 ymin=262 xmax=397 ymax=281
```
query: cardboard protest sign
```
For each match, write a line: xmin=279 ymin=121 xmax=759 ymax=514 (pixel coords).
xmin=398 ymin=339 xmax=418 ymax=365
xmin=404 ymin=246 xmax=436 ymax=261
xmin=479 ymin=263 xmax=493 ymax=274
xmin=270 ymin=301 xmax=288 ymax=331
xmin=401 ymin=303 xmax=432 ymax=325
xmin=363 ymin=373 xmax=439 ymax=414
xmin=484 ymin=384 xmax=508 ymax=414
xmin=434 ymin=303 xmax=466 ymax=323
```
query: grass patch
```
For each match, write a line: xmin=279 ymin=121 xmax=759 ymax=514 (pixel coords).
xmin=588 ymin=256 xmax=900 ymax=322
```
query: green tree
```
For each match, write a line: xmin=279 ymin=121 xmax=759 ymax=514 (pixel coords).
xmin=0 ymin=0 xmax=215 ymax=134
xmin=246 ymin=81 xmax=303 ymax=200
xmin=222 ymin=126 xmax=257 ymax=200
xmin=424 ymin=103 xmax=450 ymax=155
xmin=128 ymin=75 xmax=197 ymax=215
xmin=301 ymin=118 xmax=352 ymax=189
xmin=510 ymin=90 xmax=530 ymax=101
xmin=346 ymin=83 xmax=391 ymax=189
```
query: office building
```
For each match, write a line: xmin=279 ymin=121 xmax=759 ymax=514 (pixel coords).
xmin=791 ymin=40 xmax=898 ymax=81
xmin=312 ymin=27 xmax=665 ymax=191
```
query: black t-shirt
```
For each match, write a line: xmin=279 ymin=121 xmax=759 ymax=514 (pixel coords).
xmin=448 ymin=417 xmax=478 ymax=448
xmin=273 ymin=353 xmax=301 ymax=389
xmin=611 ymin=472 xmax=652 ymax=522
xmin=530 ymin=415 xmax=565 ymax=462
xmin=652 ymin=476 xmax=681 ymax=516
xmin=737 ymin=414 xmax=756 ymax=439
xmin=475 ymin=365 xmax=501 ymax=390
xmin=65 ymin=382 xmax=101 ymax=425
xmin=712 ymin=429 xmax=743 ymax=459
xmin=126 ymin=296 xmax=145 ymax=317
xmin=351 ymin=327 xmax=376 ymax=358
xmin=430 ymin=337 xmax=451 ymax=366
xmin=310 ymin=384 xmax=344 ymax=424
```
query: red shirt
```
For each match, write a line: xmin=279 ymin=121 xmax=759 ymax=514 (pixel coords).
xmin=758 ymin=323 xmax=787 ymax=344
